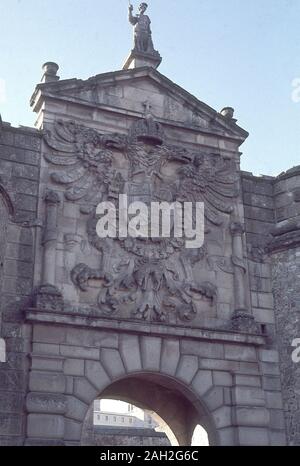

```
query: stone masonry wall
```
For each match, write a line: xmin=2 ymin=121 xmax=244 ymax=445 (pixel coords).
xmin=272 ymin=247 xmax=300 ymax=445
xmin=242 ymin=172 xmax=287 ymax=445
xmin=270 ymin=167 xmax=300 ymax=445
xmin=0 ymin=122 xmax=41 ymax=445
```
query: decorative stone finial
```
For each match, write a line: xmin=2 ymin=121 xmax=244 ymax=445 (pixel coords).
xmin=220 ymin=107 xmax=236 ymax=122
xmin=123 ymin=3 xmax=162 ymax=70
xmin=41 ymin=62 xmax=60 ymax=84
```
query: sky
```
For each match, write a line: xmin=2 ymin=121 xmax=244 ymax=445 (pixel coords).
xmin=0 ymin=0 xmax=300 ymax=176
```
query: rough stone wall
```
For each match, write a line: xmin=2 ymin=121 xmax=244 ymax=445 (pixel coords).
xmin=272 ymin=247 xmax=300 ymax=445
xmin=270 ymin=167 xmax=300 ymax=445
xmin=0 ymin=122 xmax=41 ymax=445
xmin=241 ymin=172 xmax=275 ymax=332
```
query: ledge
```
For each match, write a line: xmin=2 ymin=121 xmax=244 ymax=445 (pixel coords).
xmin=25 ymin=309 xmax=267 ymax=347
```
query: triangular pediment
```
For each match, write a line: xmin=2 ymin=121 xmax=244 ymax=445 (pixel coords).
xmin=31 ymin=67 xmax=248 ymax=140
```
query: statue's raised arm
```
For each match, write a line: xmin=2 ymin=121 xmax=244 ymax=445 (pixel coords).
xmin=128 ymin=4 xmax=138 ymax=26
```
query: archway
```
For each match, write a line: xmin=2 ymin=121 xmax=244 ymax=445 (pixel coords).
xmin=80 ymin=373 xmax=216 ymax=446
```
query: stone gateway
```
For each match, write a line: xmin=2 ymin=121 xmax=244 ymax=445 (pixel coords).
xmin=0 ymin=5 xmax=299 ymax=446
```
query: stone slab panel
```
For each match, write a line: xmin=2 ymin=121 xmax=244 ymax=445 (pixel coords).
xmin=234 ymin=407 xmax=270 ymax=427
xmin=176 ymin=355 xmax=198 ymax=384
xmin=66 ymin=396 xmax=88 ymax=422
xmin=27 ymin=414 xmax=64 ymax=439
xmin=26 ymin=393 xmax=67 ymax=414
xmin=29 ymin=372 xmax=66 ymax=394
xmin=224 ymin=344 xmax=257 ymax=362
xmin=233 ymin=387 xmax=265 ymax=407
xmin=74 ymin=378 xmax=98 ymax=405
xmin=140 ymin=337 xmax=162 ymax=372
xmin=237 ymin=427 xmax=269 ymax=446
xmin=160 ymin=338 xmax=180 ymax=376
xmin=64 ymin=359 xmax=85 ymax=376
xmin=119 ymin=335 xmax=142 ymax=373
xmin=85 ymin=360 xmax=111 ymax=393
xmin=100 ymin=349 xmax=126 ymax=379
xmin=192 ymin=370 xmax=213 ymax=397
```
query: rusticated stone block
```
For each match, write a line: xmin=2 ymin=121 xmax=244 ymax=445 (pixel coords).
xmin=64 ymin=359 xmax=85 ymax=376
xmin=233 ymin=386 xmax=265 ymax=407
xmin=26 ymin=393 xmax=67 ymax=414
xmin=100 ymin=349 xmax=125 ymax=379
xmin=234 ymin=407 xmax=270 ymax=427
xmin=202 ymin=387 xmax=224 ymax=411
xmin=224 ymin=344 xmax=257 ymax=362
xmin=66 ymin=396 xmax=88 ymax=422
xmin=27 ymin=414 xmax=64 ymax=439
xmin=176 ymin=355 xmax=198 ymax=384
xmin=85 ymin=360 xmax=111 ymax=393
xmin=237 ymin=427 xmax=270 ymax=446
xmin=191 ymin=370 xmax=213 ymax=397
xmin=160 ymin=338 xmax=180 ymax=376
xmin=140 ymin=336 xmax=161 ymax=372
xmin=29 ymin=371 xmax=66 ymax=394
xmin=119 ymin=335 xmax=142 ymax=373
xmin=64 ymin=418 xmax=82 ymax=442
xmin=74 ymin=378 xmax=98 ymax=405
xmin=212 ymin=406 xmax=232 ymax=429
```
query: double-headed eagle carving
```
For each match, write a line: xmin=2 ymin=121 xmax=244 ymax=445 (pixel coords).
xmin=44 ymin=117 xmax=238 ymax=323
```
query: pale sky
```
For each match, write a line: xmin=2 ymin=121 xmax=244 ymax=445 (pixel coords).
xmin=1 ymin=1 xmax=300 ymax=176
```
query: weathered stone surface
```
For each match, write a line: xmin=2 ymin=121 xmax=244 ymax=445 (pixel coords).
xmin=212 ymin=406 xmax=232 ymax=429
xmin=29 ymin=372 xmax=66 ymax=394
xmin=85 ymin=360 xmax=111 ymax=393
xmin=64 ymin=359 xmax=85 ymax=376
xmin=233 ymin=387 xmax=266 ymax=407
xmin=140 ymin=337 xmax=161 ymax=372
xmin=27 ymin=414 xmax=64 ymax=439
xmin=73 ymin=378 xmax=98 ymax=405
xmin=100 ymin=349 xmax=125 ymax=379
xmin=234 ymin=407 xmax=270 ymax=427
xmin=26 ymin=393 xmax=67 ymax=414
xmin=224 ymin=344 xmax=257 ymax=362
xmin=176 ymin=355 xmax=198 ymax=384
xmin=237 ymin=427 xmax=270 ymax=446
xmin=119 ymin=335 xmax=142 ymax=373
xmin=0 ymin=414 xmax=23 ymax=436
xmin=66 ymin=396 xmax=88 ymax=422
xmin=189 ymin=371 xmax=213 ymax=399
xmin=160 ymin=338 xmax=180 ymax=376
xmin=64 ymin=418 xmax=82 ymax=441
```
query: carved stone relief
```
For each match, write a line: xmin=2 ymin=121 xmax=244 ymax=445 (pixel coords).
xmin=42 ymin=115 xmax=243 ymax=325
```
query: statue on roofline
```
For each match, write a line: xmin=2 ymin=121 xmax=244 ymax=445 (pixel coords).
xmin=128 ymin=3 xmax=155 ymax=54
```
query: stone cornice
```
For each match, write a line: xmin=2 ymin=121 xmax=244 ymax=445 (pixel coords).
xmin=25 ymin=309 xmax=267 ymax=346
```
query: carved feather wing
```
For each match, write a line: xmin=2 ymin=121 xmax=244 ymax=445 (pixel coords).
xmin=177 ymin=154 xmax=239 ymax=225
xmin=44 ymin=120 xmax=127 ymax=213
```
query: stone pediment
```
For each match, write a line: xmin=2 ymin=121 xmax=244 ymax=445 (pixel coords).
xmin=31 ymin=67 xmax=248 ymax=141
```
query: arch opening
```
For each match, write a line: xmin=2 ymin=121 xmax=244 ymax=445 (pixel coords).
xmin=80 ymin=373 xmax=215 ymax=446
